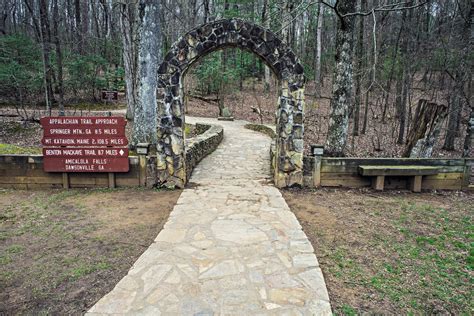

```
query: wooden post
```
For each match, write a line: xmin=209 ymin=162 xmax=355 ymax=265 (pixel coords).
xmin=108 ymin=172 xmax=116 ymax=188
xmin=409 ymin=175 xmax=422 ymax=192
xmin=311 ymin=145 xmax=324 ymax=188
xmin=136 ymin=143 xmax=150 ymax=187
xmin=372 ymin=175 xmax=385 ymax=191
xmin=462 ymin=159 xmax=473 ymax=190
xmin=313 ymin=156 xmax=322 ymax=187
xmin=62 ymin=172 xmax=69 ymax=189
xmin=139 ymin=155 xmax=147 ymax=187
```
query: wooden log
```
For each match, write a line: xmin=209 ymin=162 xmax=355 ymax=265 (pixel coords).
xmin=424 ymin=173 xmax=463 ymax=180
xmin=116 ymin=177 xmax=140 ymax=186
xmin=422 ymin=179 xmax=462 ymax=190
xmin=321 ymin=178 xmax=370 ymax=187
xmin=321 ymin=157 xmax=466 ymax=167
xmin=358 ymin=165 xmax=440 ymax=176
xmin=0 ymin=176 xmax=62 ymax=184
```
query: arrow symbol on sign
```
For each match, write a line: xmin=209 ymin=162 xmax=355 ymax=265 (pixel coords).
xmin=119 ymin=149 xmax=124 ymax=156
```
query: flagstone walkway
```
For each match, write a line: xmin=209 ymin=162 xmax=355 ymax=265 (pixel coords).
xmin=88 ymin=117 xmax=331 ymax=315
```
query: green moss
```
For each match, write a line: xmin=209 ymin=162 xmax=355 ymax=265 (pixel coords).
xmin=244 ymin=123 xmax=276 ymax=139
xmin=0 ymin=143 xmax=41 ymax=155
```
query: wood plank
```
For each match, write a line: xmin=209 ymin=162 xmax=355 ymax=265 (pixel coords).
xmin=0 ymin=176 xmax=62 ymax=184
xmin=0 ymin=183 xmax=28 ymax=189
xmin=69 ymin=174 xmax=108 ymax=185
xmin=321 ymin=179 xmax=370 ymax=187
xmin=321 ymin=164 xmax=464 ymax=174
xmin=359 ymin=165 xmax=440 ymax=176
xmin=320 ymin=173 xmax=368 ymax=180
xmin=321 ymin=158 xmax=466 ymax=166
xmin=116 ymin=178 xmax=140 ymax=186
xmin=26 ymin=183 xmax=63 ymax=190
xmin=424 ymin=173 xmax=463 ymax=180
xmin=422 ymin=179 xmax=462 ymax=190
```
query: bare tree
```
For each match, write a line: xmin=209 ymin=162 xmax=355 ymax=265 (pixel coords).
xmin=52 ymin=0 xmax=64 ymax=115
xmin=120 ymin=1 xmax=139 ymax=121
xmin=131 ymin=0 xmax=162 ymax=147
xmin=314 ymin=0 xmax=323 ymax=95
xmin=324 ymin=0 xmax=356 ymax=157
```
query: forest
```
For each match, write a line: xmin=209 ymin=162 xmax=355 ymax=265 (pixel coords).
xmin=0 ymin=0 xmax=472 ymax=158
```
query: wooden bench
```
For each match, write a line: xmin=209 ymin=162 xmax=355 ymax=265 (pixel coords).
xmin=358 ymin=165 xmax=440 ymax=192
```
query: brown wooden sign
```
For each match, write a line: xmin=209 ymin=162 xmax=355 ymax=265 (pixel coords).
xmin=101 ymin=90 xmax=118 ymax=101
xmin=41 ymin=116 xmax=129 ymax=173
xmin=42 ymin=136 xmax=128 ymax=146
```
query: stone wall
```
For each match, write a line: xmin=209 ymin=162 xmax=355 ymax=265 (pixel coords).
xmin=184 ymin=124 xmax=224 ymax=181
xmin=156 ymin=18 xmax=305 ymax=189
xmin=146 ymin=123 xmax=223 ymax=188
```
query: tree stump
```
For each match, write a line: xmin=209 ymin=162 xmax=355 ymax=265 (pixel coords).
xmin=403 ymin=99 xmax=447 ymax=158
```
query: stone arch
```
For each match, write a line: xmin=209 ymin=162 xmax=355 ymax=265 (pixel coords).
xmin=156 ymin=18 xmax=305 ymax=188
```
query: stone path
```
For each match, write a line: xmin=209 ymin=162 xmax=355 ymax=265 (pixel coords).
xmin=88 ymin=118 xmax=331 ymax=315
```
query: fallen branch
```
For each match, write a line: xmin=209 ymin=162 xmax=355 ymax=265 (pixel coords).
xmin=188 ymin=94 xmax=219 ymax=103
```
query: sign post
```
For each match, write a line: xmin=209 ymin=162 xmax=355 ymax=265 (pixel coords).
xmin=41 ymin=116 xmax=130 ymax=188
xmin=101 ymin=90 xmax=118 ymax=106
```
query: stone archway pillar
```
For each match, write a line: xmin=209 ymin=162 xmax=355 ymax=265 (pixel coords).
xmin=274 ymin=81 xmax=305 ymax=187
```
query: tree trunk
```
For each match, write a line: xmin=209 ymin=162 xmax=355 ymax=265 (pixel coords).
xmin=325 ymin=0 xmax=356 ymax=157
xmin=38 ymin=0 xmax=54 ymax=114
xmin=281 ymin=0 xmax=292 ymax=44
xmin=120 ymin=3 xmax=139 ymax=121
xmin=52 ymin=0 xmax=64 ymax=116
xmin=443 ymin=84 xmax=462 ymax=150
xmin=404 ymin=100 xmax=448 ymax=158
xmin=353 ymin=0 xmax=366 ymax=136
xmin=314 ymin=0 xmax=323 ymax=94
xmin=203 ymin=0 xmax=209 ymax=23
xmin=74 ymin=0 xmax=82 ymax=54
xmin=462 ymin=0 xmax=473 ymax=157
xmin=362 ymin=89 xmax=370 ymax=134
xmin=262 ymin=0 xmax=271 ymax=92
xmin=132 ymin=0 xmax=162 ymax=147
xmin=395 ymin=8 xmax=411 ymax=144
xmin=463 ymin=105 xmax=473 ymax=157
xmin=444 ymin=0 xmax=472 ymax=151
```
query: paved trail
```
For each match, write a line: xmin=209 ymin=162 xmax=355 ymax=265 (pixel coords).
xmin=88 ymin=118 xmax=331 ymax=315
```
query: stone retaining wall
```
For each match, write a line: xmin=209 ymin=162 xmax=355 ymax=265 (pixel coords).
xmin=184 ymin=124 xmax=223 ymax=182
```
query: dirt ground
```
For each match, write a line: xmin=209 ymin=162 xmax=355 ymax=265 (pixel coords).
xmin=0 ymin=188 xmax=181 ymax=314
xmin=282 ymin=188 xmax=473 ymax=314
